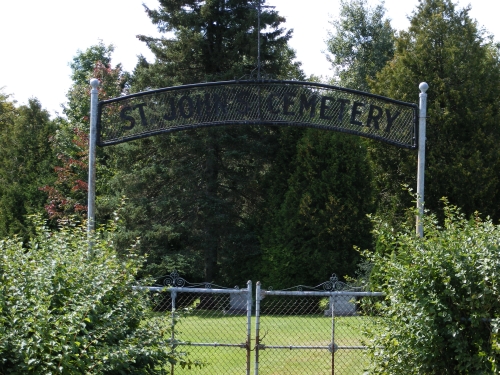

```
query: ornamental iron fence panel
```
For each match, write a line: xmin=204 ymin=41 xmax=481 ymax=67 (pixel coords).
xmin=145 ymin=271 xmax=384 ymax=375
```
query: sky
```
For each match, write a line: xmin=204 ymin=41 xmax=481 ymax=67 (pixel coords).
xmin=0 ymin=0 xmax=498 ymax=117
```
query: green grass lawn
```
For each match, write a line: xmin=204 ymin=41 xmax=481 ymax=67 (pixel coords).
xmin=150 ymin=309 xmax=380 ymax=375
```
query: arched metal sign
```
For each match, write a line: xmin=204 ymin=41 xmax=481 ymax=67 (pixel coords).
xmin=96 ymin=80 xmax=418 ymax=149
xmin=88 ymin=79 xmax=427 ymax=241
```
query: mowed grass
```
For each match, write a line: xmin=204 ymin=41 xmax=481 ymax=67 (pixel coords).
xmin=150 ymin=309 xmax=380 ymax=375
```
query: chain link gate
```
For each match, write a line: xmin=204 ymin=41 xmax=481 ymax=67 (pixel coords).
xmin=146 ymin=272 xmax=253 ymax=375
xmin=254 ymin=278 xmax=384 ymax=375
xmin=146 ymin=272 xmax=384 ymax=375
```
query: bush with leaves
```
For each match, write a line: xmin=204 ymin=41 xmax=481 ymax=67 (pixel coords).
xmin=0 ymin=216 xmax=197 ymax=374
xmin=364 ymin=201 xmax=500 ymax=374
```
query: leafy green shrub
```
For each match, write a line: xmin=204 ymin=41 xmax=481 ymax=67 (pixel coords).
xmin=0 ymin=216 xmax=197 ymax=374
xmin=364 ymin=201 xmax=500 ymax=374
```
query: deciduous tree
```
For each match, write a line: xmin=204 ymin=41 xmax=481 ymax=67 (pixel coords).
xmin=326 ymin=0 xmax=394 ymax=91
xmin=42 ymin=43 xmax=129 ymax=221
xmin=365 ymin=202 xmax=500 ymax=374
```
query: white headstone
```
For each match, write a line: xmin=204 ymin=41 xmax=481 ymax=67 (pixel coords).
xmin=225 ymin=293 xmax=248 ymax=315
xmin=324 ymin=295 xmax=357 ymax=316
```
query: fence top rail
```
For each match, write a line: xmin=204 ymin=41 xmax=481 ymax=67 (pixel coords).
xmin=134 ymin=285 xmax=249 ymax=294
xmin=135 ymin=287 xmax=383 ymax=297
xmin=136 ymin=271 xmax=385 ymax=296
xmin=262 ymin=273 xmax=376 ymax=293
xmin=261 ymin=290 xmax=385 ymax=297
xmin=139 ymin=270 xmax=249 ymax=292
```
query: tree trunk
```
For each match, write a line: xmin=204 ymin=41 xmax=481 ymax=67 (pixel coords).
xmin=203 ymin=130 xmax=219 ymax=282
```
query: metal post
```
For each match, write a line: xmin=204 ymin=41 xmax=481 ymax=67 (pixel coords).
xmin=331 ymin=296 xmax=335 ymax=375
xmin=246 ymin=281 xmax=252 ymax=375
xmin=416 ymin=82 xmax=428 ymax=237
xmin=254 ymin=282 xmax=261 ymax=375
xmin=257 ymin=1 xmax=261 ymax=81
xmin=252 ymin=1 xmax=274 ymax=81
xmin=88 ymin=78 xmax=99 ymax=239
xmin=171 ymin=290 xmax=177 ymax=375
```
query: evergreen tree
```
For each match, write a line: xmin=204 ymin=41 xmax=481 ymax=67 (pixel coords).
xmin=105 ymin=0 xmax=303 ymax=284
xmin=134 ymin=0 xmax=302 ymax=86
xmin=369 ymin=0 xmax=500 ymax=224
xmin=0 ymin=95 xmax=57 ymax=240
xmin=256 ymin=0 xmax=391 ymax=287
xmin=261 ymin=129 xmax=373 ymax=288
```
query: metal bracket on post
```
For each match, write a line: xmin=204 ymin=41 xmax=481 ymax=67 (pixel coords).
xmin=416 ymin=82 xmax=428 ymax=237
xmin=88 ymin=79 xmax=99 ymax=248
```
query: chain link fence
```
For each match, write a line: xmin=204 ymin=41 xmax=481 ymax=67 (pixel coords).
xmin=145 ymin=272 xmax=384 ymax=375
xmin=255 ymin=282 xmax=383 ymax=375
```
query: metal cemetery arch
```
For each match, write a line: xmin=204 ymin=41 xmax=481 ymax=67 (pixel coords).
xmin=88 ymin=79 xmax=428 ymax=238
xmin=96 ymin=80 xmax=418 ymax=148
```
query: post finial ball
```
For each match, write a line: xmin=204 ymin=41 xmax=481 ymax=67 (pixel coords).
xmin=419 ymin=82 xmax=429 ymax=93
xmin=90 ymin=78 xmax=100 ymax=89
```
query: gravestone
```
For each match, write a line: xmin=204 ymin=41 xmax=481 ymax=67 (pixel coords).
xmin=324 ymin=295 xmax=357 ymax=316
xmin=224 ymin=293 xmax=248 ymax=315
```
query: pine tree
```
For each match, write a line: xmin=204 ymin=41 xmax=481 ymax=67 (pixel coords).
xmin=104 ymin=0 xmax=303 ymax=284
xmin=260 ymin=129 xmax=373 ymax=288
xmin=369 ymin=0 xmax=500 ymax=224
xmin=256 ymin=0 xmax=391 ymax=287
xmin=133 ymin=0 xmax=302 ymax=86
xmin=0 ymin=95 xmax=57 ymax=240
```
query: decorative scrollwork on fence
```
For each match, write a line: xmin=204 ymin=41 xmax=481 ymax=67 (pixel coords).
xmin=154 ymin=271 xmax=356 ymax=292
xmin=322 ymin=274 xmax=350 ymax=291
xmin=163 ymin=270 xmax=187 ymax=287
xmin=267 ymin=273 xmax=360 ymax=292
xmin=147 ymin=271 xmax=241 ymax=290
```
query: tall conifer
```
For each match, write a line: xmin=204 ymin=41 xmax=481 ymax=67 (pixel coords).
xmin=108 ymin=0 xmax=303 ymax=283
xmin=370 ymin=0 xmax=500 ymax=223
xmin=260 ymin=130 xmax=373 ymax=288
xmin=0 ymin=96 xmax=57 ymax=240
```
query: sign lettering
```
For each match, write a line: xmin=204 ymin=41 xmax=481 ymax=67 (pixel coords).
xmin=98 ymin=81 xmax=417 ymax=149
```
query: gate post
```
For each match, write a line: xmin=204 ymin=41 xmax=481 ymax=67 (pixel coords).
xmin=87 ymin=78 xmax=99 ymax=241
xmin=246 ymin=281 xmax=252 ymax=375
xmin=331 ymin=295 xmax=335 ymax=375
xmin=171 ymin=290 xmax=177 ymax=375
xmin=416 ymin=82 xmax=429 ymax=237
xmin=87 ymin=78 xmax=99 ymax=255
xmin=254 ymin=282 xmax=262 ymax=375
